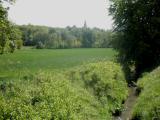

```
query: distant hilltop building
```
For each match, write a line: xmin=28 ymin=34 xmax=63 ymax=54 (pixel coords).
xmin=83 ymin=20 xmax=87 ymax=28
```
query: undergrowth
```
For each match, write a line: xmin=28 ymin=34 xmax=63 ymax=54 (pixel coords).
xmin=0 ymin=61 xmax=128 ymax=119
xmin=132 ymin=67 xmax=160 ymax=120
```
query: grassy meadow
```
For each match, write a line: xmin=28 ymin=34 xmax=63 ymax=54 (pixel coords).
xmin=0 ymin=48 xmax=115 ymax=80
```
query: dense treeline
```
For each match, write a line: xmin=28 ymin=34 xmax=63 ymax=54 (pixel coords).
xmin=18 ymin=25 xmax=113 ymax=49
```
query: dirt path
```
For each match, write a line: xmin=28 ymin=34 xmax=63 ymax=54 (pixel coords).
xmin=114 ymin=87 xmax=138 ymax=120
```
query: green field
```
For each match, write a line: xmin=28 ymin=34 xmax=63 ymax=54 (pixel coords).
xmin=0 ymin=48 xmax=115 ymax=80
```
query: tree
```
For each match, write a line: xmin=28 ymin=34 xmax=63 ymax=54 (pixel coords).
xmin=0 ymin=3 xmax=9 ymax=54
xmin=109 ymin=0 xmax=160 ymax=82
xmin=0 ymin=0 xmax=20 ymax=54
xmin=82 ymin=28 xmax=95 ymax=48
xmin=11 ymin=26 xmax=23 ymax=49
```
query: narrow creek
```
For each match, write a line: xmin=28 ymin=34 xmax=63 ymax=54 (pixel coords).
xmin=114 ymin=87 xmax=138 ymax=120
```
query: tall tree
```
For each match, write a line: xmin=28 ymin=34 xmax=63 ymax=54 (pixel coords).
xmin=0 ymin=2 xmax=10 ymax=54
xmin=109 ymin=0 xmax=160 ymax=82
xmin=0 ymin=0 xmax=20 ymax=54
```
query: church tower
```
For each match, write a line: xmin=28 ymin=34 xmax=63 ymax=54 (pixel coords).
xmin=83 ymin=20 xmax=87 ymax=28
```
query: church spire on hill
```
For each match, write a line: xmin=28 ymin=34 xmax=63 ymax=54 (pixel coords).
xmin=83 ymin=20 xmax=87 ymax=28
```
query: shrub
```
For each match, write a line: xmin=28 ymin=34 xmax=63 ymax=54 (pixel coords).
xmin=9 ymin=41 xmax=16 ymax=53
xmin=0 ymin=61 xmax=128 ymax=119
xmin=0 ymin=72 xmax=111 ymax=120
xmin=132 ymin=67 xmax=160 ymax=120
xmin=16 ymin=40 xmax=23 ymax=49
xmin=36 ymin=41 xmax=45 ymax=49
xmin=67 ymin=61 xmax=128 ymax=115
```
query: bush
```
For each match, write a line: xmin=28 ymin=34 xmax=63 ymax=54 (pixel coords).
xmin=0 ymin=72 xmax=111 ymax=120
xmin=36 ymin=41 xmax=45 ymax=49
xmin=16 ymin=40 xmax=23 ymax=49
xmin=132 ymin=67 xmax=160 ymax=120
xmin=9 ymin=41 xmax=16 ymax=53
xmin=67 ymin=61 xmax=128 ymax=115
xmin=0 ymin=61 xmax=128 ymax=119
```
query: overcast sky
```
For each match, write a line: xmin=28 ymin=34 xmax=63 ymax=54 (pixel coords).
xmin=8 ymin=0 xmax=113 ymax=29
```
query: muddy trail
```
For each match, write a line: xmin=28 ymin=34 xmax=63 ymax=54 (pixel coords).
xmin=114 ymin=87 xmax=138 ymax=120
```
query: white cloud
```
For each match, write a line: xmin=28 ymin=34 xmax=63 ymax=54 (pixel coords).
xmin=8 ymin=0 xmax=113 ymax=29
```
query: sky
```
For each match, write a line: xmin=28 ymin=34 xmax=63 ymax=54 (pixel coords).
xmin=8 ymin=0 xmax=113 ymax=29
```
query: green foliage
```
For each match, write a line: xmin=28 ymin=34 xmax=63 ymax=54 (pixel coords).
xmin=18 ymin=25 xmax=113 ymax=49
xmin=67 ymin=61 xmax=128 ymax=115
xmin=0 ymin=61 xmax=128 ymax=119
xmin=0 ymin=3 xmax=10 ymax=54
xmin=10 ymin=26 xmax=23 ymax=50
xmin=109 ymin=0 xmax=160 ymax=81
xmin=16 ymin=39 xmax=23 ymax=49
xmin=0 ymin=2 xmax=22 ymax=54
xmin=132 ymin=67 xmax=160 ymax=120
xmin=0 ymin=72 xmax=112 ymax=119
xmin=36 ymin=41 xmax=45 ymax=49
xmin=8 ymin=40 xmax=15 ymax=53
